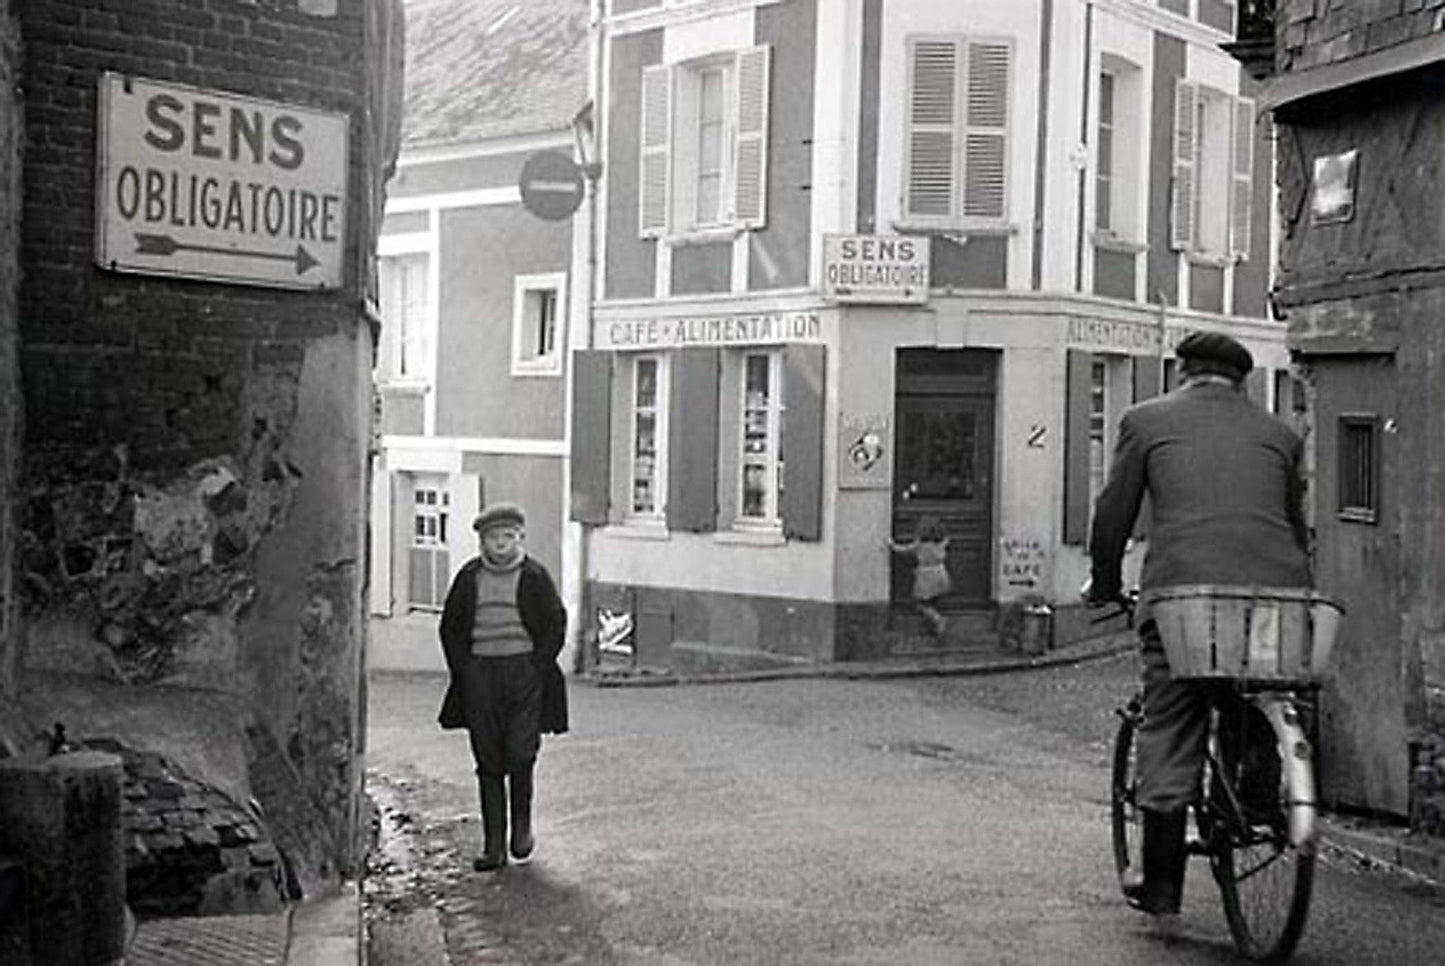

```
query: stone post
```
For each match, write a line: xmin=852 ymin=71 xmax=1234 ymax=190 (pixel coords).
xmin=0 ymin=751 xmax=126 ymax=965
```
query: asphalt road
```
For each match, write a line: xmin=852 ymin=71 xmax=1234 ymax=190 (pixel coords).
xmin=364 ymin=653 xmax=1445 ymax=965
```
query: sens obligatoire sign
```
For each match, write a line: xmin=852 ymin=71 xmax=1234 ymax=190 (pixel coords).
xmin=94 ymin=73 xmax=349 ymax=290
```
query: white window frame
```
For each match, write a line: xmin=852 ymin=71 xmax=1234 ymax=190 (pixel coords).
xmin=1171 ymin=79 xmax=1254 ymax=262
xmin=639 ymin=45 xmax=770 ymax=241
xmin=901 ymin=35 xmax=1014 ymax=230
xmin=376 ymin=236 xmax=435 ymax=388
xmin=627 ymin=354 xmax=670 ymax=520
xmin=1093 ymin=56 xmax=1144 ymax=246
xmin=510 ymin=272 xmax=568 ymax=377
xmin=408 ymin=475 xmax=450 ymax=613
xmin=735 ymin=349 xmax=784 ymax=529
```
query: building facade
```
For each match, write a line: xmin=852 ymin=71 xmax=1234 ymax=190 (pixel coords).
xmin=4 ymin=0 xmax=402 ymax=890
xmin=369 ymin=0 xmax=589 ymax=671
xmin=572 ymin=0 xmax=1291 ymax=670
xmin=1262 ymin=0 xmax=1445 ymax=829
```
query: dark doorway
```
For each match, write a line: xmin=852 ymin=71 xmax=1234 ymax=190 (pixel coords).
xmin=890 ymin=348 xmax=997 ymax=609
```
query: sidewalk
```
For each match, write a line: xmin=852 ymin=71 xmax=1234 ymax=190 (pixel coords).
xmin=126 ymin=881 xmax=361 ymax=966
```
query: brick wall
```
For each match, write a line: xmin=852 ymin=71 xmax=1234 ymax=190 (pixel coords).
xmin=0 ymin=0 xmax=20 ymax=703
xmin=15 ymin=0 xmax=399 ymax=886
xmin=1278 ymin=0 xmax=1445 ymax=72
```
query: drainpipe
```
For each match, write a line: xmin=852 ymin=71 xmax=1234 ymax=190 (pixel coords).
xmin=1030 ymin=0 xmax=1054 ymax=290
xmin=562 ymin=0 xmax=606 ymax=674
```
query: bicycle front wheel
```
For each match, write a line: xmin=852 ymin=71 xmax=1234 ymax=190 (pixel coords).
xmin=1208 ymin=702 xmax=1316 ymax=962
xmin=1110 ymin=700 xmax=1143 ymax=892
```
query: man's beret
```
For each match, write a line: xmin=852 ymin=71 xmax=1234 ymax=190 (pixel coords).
xmin=472 ymin=501 xmax=526 ymax=533
xmin=1175 ymin=331 xmax=1253 ymax=379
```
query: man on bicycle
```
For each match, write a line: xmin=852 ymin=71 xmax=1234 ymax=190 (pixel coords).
xmin=1085 ymin=331 xmax=1312 ymax=920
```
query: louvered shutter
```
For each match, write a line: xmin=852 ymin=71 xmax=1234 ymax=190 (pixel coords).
xmin=639 ymin=64 xmax=671 ymax=238
xmin=905 ymin=38 xmax=958 ymax=218
xmin=962 ymin=41 xmax=1010 ymax=219
xmin=1063 ymin=350 xmax=1093 ymax=545
xmin=1170 ymin=78 xmax=1197 ymax=252
xmin=1229 ymin=97 xmax=1255 ymax=260
xmin=570 ymin=350 xmax=613 ymax=524
xmin=733 ymin=45 xmax=770 ymax=229
xmin=667 ymin=348 xmax=720 ymax=533
xmin=1130 ymin=357 xmax=1161 ymax=540
xmin=781 ymin=344 xmax=826 ymax=542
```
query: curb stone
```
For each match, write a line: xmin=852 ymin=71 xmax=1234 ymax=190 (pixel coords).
xmin=578 ymin=632 xmax=1137 ymax=688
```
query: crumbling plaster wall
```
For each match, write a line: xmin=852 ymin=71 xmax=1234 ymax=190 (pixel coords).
xmin=14 ymin=0 xmax=389 ymax=885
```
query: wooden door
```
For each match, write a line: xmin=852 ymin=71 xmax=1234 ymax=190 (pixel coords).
xmin=891 ymin=350 xmax=996 ymax=608
xmin=1308 ymin=354 xmax=1407 ymax=815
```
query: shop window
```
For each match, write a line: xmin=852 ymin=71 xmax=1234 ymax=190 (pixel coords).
xmin=1171 ymin=79 xmax=1254 ymax=260
xmin=628 ymin=355 xmax=669 ymax=518
xmin=1338 ymin=415 xmax=1379 ymax=524
xmin=511 ymin=273 xmax=567 ymax=377
xmin=408 ymin=478 xmax=450 ymax=612
xmin=903 ymin=36 xmax=1013 ymax=226
xmin=737 ymin=351 xmax=785 ymax=526
xmin=377 ymin=251 xmax=431 ymax=383
xmin=639 ymin=46 xmax=770 ymax=238
xmin=1088 ymin=359 xmax=1108 ymax=505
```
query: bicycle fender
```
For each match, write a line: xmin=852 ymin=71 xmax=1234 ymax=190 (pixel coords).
xmin=1258 ymin=698 xmax=1317 ymax=847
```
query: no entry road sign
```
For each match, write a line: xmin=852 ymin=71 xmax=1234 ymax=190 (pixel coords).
xmin=519 ymin=150 xmax=585 ymax=221
xmin=94 ymin=73 xmax=349 ymax=290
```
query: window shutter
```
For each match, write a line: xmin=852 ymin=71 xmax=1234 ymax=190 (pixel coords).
xmin=1170 ymin=78 xmax=1197 ymax=252
xmin=666 ymin=348 xmax=720 ymax=533
xmin=639 ymin=64 xmax=672 ymax=238
xmin=1132 ymin=356 xmax=1161 ymax=403
xmin=570 ymin=350 xmax=613 ymax=524
xmin=1245 ymin=367 xmax=1267 ymax=407
xmin=905 ymin=38 xmax=958 ymax=218
xmin=733 ymin=45 xmax=770 ymax=229
xmin=1130 ymin=357 xmax=1161 ymax=540
xmin=962 ymin=41 xmax=1010 ymax=219
xmin=1230 ymin=97 xmax=1255 ymax=260
xmin=781 ymin=344 xmax=826 ymax=541
xmin=1063 ymin=349 xmax=1093 ymax=545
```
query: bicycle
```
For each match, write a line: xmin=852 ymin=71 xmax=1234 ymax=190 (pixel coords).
xmin=1098 ymin=585 xmax=1344 ymax=962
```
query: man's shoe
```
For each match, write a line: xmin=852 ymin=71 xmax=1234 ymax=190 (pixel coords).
xmin=472 ymin=850 xmax=506 ymax=873
xmin=1146 ymin=911 xmax=1184 ymax=940
xmin=510 ymin=833 xmax=536 ymax=865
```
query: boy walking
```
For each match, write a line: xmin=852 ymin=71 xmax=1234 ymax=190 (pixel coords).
xmin=437 ymin=501 xmax=568 ymax=871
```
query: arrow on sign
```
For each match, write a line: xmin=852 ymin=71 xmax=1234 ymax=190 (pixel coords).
xmin=134 ymin=233 xmax=320 ymax=275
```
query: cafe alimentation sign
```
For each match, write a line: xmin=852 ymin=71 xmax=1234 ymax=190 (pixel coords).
xmin=95 ymin=73 xmax=349 ymax=290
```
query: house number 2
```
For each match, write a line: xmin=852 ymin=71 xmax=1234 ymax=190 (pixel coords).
xmin=1027 ymin=424 xmax=1047 ymax=449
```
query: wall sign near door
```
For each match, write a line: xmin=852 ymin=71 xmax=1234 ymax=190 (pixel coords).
xmin=838 ymin=412 xmax=891 ymax=489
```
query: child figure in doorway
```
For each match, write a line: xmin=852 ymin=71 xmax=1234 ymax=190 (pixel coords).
xmin=887 ymin=514 xmax=952 ymax=637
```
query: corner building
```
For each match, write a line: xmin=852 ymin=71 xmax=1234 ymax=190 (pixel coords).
xmin=573 ymin=0 xmax=1292 ymax=669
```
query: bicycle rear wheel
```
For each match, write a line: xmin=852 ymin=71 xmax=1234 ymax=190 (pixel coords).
xmin=1207 ymin=703 xmax=1315 ymax=962
xmin=1110 ymin=700 xmax=1143 ymax=892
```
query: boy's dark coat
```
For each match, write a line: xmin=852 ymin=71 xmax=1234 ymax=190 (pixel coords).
xmin=437 ymin=555 xmax=569 ymax=735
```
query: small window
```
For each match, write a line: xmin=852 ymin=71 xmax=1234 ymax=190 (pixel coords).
xmin=378 ymin=251 xmax=432 ymax=382
xmin=1337 ymin=415 xmax=1379 ymax=524
xmin=408 ymin=478 xmax=450 ymax=611
xmin=628 ymin=355 xmax=668 ymax=518
xmin=511 ymin=273 xmax=567 ymax=377
xmin=737 ymin=351 xmax=784 ymax=526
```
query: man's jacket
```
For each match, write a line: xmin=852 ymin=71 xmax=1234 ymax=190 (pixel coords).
xmin=437 ymin=555 xmax=569 ymax=734
xmin=1089 ymin=382 xmax=1311 ymax=596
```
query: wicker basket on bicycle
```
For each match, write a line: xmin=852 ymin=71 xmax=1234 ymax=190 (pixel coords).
xmin=1148 ymin=585 xmax=1345 ymax=684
